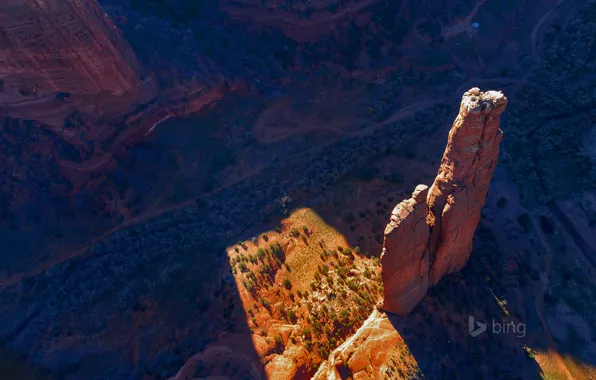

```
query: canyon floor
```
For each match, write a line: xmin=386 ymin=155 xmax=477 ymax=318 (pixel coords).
xmin=1 ymin=0 xmax=596 ymax=379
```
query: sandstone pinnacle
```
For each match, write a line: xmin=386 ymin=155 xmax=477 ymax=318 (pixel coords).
xmin=381 ymin=88 xmax=507 ymax=315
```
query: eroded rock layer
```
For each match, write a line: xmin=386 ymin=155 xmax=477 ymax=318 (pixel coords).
xmin=381 ymin=88 xmax=507 ymax=315
xmin=0 ymin=0 xmax=238 ymax=227
xmin=0 ymin=0 xmax=141 ymax=98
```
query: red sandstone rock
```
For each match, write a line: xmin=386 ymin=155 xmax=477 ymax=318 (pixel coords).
xmin=0 ymin=1 xmax=237 ymax=222
xmin=315 ymin=88 xmax=507 ymax=379
xmin=381 ymin=184 xmax=430 ymax=315
xmin=265 ymin=354 xmax=298 ymax=379
xmin=426 ymin=88 xmax=507 ymax=285
xmin=312 ymin=310 xmax=405 ymax=380
xmin=0 ymin=0 xmax=141 ymax=98
xmin=380 ymin=88 xmax=507 ymax=315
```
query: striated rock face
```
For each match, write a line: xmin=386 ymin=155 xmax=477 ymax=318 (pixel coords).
xmin=381 ymin=88 xmax=507 ymax=315
xmin=381 ymin=184 xmax=430 ymax=315
xmin=0 ymin=0 xmax=238 ymax=228
xmin=426 ymin=88 xmax=507 ymax=285
xmin=0 ymin=0 xmax=141 ymax=99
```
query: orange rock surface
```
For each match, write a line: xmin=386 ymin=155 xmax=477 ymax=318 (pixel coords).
xmin=313 ymin=310 xmax=405 ymax=380
xmin=381 ymin=88 xmax=508 ymax=315
xmin=381 ymin=184 xmax=430 ymax=315
xmin=427 ymin=88 xmax=507 ymax=285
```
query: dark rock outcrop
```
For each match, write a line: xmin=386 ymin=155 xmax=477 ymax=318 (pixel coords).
xmin=381 ymin=88 xmax=508 ymax=315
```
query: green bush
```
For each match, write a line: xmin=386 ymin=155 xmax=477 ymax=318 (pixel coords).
xmin=283 ymin=278 xmax=292 ymax=290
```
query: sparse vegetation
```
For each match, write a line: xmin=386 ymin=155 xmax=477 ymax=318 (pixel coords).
xmin=225 ymin=208 xmax=383 ymax=371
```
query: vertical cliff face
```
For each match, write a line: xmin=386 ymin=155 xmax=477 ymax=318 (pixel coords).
xmin=381 ymin=184 xmax=430 ymax=315
xmin=0 ymin=0 xmax=141 ymax=99
xmin=381 ymin=88 xmax=507 ymax=315
xmin=426 ymin=88 xmax=507 ymax=286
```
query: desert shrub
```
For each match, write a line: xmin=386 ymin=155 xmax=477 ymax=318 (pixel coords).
xmin=288 ymin=310 xmax=297 ymax=323
xmin=243 ymin=280 xmax=255 ymax=292
xmin=347 ymin=279 xmax=359 ymax=291
xmin=257 ymin=248 xmax=265 ymax=260
xmin=363 ymin=268 xmax=372 ymax=279
xmin=260 ymin=298 xmax=270 ymax=309
xmin=320 ymin=264 xmax=329 ymax=276
xmin=270 ymin=243 xmax=284 ymax=259
xmin=283 ymin=278 xmax=292 ymax=290
xmin=302 ymin=327 xmax=312 ymax=338
xmin=274 ymin=334 xmax=283 ymax=346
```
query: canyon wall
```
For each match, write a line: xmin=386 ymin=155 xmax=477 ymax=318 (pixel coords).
xmin=382 ymin=87 xmax=507 ymax=315
xmin=0 ymin=0 xmax=141 ymax=99
xmin=0 ymin=0 xmax=140 ymax=101
xmin=0 ymin=0 xmax=238 ymax=227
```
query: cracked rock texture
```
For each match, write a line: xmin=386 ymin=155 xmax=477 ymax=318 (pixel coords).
xmin=381 ymin=88 xmax=507 ymax=315
xmin=312 ymin=310 xmax=403 ymax=380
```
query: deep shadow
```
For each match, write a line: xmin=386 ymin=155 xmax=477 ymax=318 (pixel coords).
xmin=386 ymin=251 xmax=546 ymax=379
xmin=1 ymin=86 xmax=588 ymax=379
xmin=0 ymin=100 xmax=552 ymax=380
xmin=0 ymin=346 xmax=51 ymax=380
xmin=1 ymin=0 xmax=596 ymax=377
